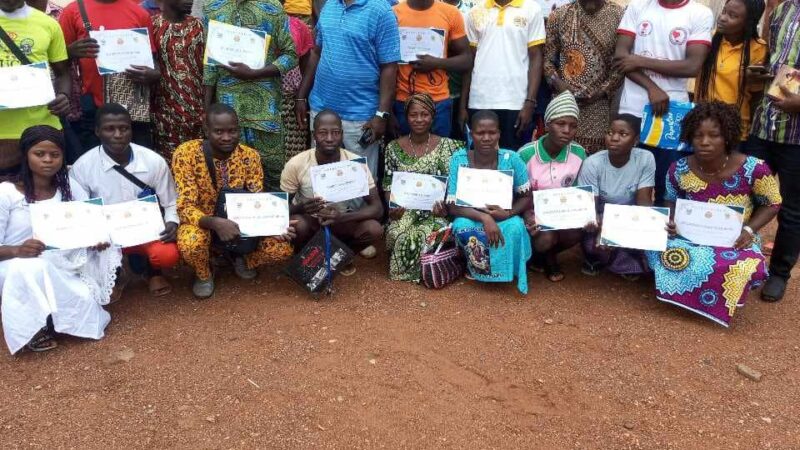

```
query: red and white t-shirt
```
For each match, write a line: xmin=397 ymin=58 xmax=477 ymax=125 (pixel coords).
xmin=617 ymin=0 xmax=713 ymax=117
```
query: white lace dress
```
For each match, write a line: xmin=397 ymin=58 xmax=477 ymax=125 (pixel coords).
xmin=0 ymin=182 xmax=122 ymax=354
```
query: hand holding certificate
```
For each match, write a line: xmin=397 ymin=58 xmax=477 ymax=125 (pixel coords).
xmin=600 ymin=204 xmax=670 ymax=251
xmin=399 ymin=27 xmax=445 ymax=63
xmin=674 ymin=199 xmax=744 ymax=248
xmin=90 ymin=28 xmax=155 ymax=74
xmin=389 ymin=172 xmax=447 ymax=211
xmin=533 ymin=186 xmax=596 ymax=230
xmin=103 ymin=195 xmax=165 ymax=248
xmin=205 ymin=20 xmax=269 ymax=70
xmin=0 ymin=63 xmax=55 ymax=110
xmin=226 ymin=192 xmax=290 ymax=237
xmin=310 ymin=158 xmax=370 ymax=203
xmin=454 ymin=167 xmax=513 ymax=210
xmin=30 ymin=199 xmax=109 ymax=250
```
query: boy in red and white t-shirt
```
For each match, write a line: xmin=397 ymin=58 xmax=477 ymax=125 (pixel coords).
xmin=612 ymin=0 xmax=713 ymax=205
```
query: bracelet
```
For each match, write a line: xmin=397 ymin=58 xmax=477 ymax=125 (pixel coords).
xmin=524 ymin=98 xmax=536 ymax=104
xmin=295 ymin=98 xmax=307 ymax=102
xmin=742 ymin=225 xmax=755 ymax=236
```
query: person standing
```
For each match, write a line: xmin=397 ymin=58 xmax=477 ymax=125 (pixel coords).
xmin=203 ymin=0 xmax=298 ymax=192
xmin=281 ymin=13 xmax=314 ymax=160
xmin=392 ymin=0 xmax=472 ymax=138
xmin=443 ymin=0 xmax=475 ymax=140
xmin=612 ymin=0 xmax=714 ymax=205
xmin=745 ymin=0 xmax=800 ymax=302
xmin=0 ymin=0 xmax=71 ymax=178
xmin=543 ymin=0 xmax=624 ymax=153
xmin=461 ymin=0 xmax=546 ymax=151
xmin=294 ymin=0 xmax=401 ymax=178
xmin=694 ymin=0 xmax=767 ymax=143
xmin=283 ymin=0 xmax=312 ymax=25
xmin=152 ymin=0 xmax=205 ymax=161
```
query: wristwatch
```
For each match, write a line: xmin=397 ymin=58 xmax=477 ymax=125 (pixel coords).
xmin=375 ymin=111 xmax=390 ymax=120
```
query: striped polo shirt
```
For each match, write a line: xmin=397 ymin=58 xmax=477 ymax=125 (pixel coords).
xmin=518 ymin=135 xmax=587 ymax=190
xmin=310 ymin=0 xmax=401 ymax=121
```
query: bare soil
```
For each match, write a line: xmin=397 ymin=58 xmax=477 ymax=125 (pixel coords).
xmin=1 ymin=231 xmax=798 ymax=449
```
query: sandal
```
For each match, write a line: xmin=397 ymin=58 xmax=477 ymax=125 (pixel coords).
xmin=148 ymin=275 xmax=172 ymax=297
xmin=581 ymin=261 xmax=600 ymax=276
xmin=544 ymin=254 xmax=564 ymax=282
xmin=340 ymin=263 xmax=356 ymax=277
xmin=26 ymin=329 xmax=57 ymax=353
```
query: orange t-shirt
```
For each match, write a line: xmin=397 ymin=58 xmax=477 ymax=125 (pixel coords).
xmin=393 ymin=2 xmax=467 ymax=102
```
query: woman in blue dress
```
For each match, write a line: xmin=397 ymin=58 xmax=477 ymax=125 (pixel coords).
xmin=446 ymin=111 xmax=533 ymax=294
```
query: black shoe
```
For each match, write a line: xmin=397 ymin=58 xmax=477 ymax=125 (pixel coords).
xmin=761 ymin=276 xmax=787 ymax=302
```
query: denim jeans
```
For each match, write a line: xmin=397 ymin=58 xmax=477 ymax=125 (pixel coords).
xmin=744 ymin=136 xmax=800 ymax=280
xmin=392 ymin=98 xmax=453 ymax=138
xmin=639 ymin=144 xmax=691 ymax=207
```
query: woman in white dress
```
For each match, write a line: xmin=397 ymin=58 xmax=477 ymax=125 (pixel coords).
xmin=0 ymin=126 xmax=122 ymax=354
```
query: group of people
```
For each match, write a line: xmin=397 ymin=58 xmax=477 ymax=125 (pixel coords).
xmin=0 ymin=0 xmax=798 ymax=353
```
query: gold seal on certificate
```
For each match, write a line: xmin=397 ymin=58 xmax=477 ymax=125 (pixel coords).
xmin=0 ymin=63 xmax=55 ymax=110
xmin=204 ymin=20 xmax=270 ymax=70
xmin=103 ymin=195 xmax=166 ymax=248
xmin=399 ymin=27 xmax=445 ymax=63
xmin=389 ymin=172 xmax=446 ymax=211
xmin=454 ymin=167 xmax=513 ymax=210
xmin=600 ymin=204 xmax=670 ymax=251
xmin=310 ymin=157 xmax=370 ymax=203
xmin=533 ymin=185 xmax=596 ymax=230
xmin=225 ymin=192 xmax=290 ymax=237
xmin=90 ymin=28 xmax=155 ymax=75
xmin=674 ymin=199 xmax=744 ymax=247
xmin=30 ymin=199 xmax=109 ymax=250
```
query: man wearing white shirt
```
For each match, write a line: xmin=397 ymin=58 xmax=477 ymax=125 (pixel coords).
xmin=70 ymin=103 xmax=180 ymax=297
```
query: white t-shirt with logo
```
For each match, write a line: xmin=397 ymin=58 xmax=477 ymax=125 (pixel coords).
xmin=617 ymin=0 xmax=713 ymax=117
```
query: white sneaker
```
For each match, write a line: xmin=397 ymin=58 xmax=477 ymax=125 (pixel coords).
xmin=359 ymin=245 xmax=377 ymax=259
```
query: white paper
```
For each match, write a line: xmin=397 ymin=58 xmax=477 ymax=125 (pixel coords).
xmin=205 ymin=20 xmax=269 ymax=70
xmin=389 ymin=172 xmax=447 ymax=211
xmin=399 ymin=27 xmax=446 ymax=63
xmin=533 ymin=185 xmax=596 ymax=230
xmin=310 ymin=157 xmax=370 ymax=203
xmin=674 ymin=199 xmax=745 ymax=247
xmin=225 ymin=192 xmax=290 ymax=237
xmin=455 ymin=167 xmax=514 ymax=210
xmin=30 ymin=199 xmax=109 ymax=250
xmin=600 ymin=204 xmax=670 ymax=251
xmin=91 ymin=28 xmax=155 ymax=74
xmin=0 ymin=62 xmax=55 ymax=110
xmin=102 ymin=195 xmax=165 ymax=248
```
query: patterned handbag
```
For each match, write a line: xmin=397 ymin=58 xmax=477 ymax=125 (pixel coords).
xmin=420 ymin=226 xmax=465 ymax=289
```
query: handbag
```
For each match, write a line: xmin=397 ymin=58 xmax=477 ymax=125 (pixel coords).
xmin=77 ymin=0 xmax=151 ymax=123
xmin=202 ymin=141 xmax=260 ymax=255
xmin=420 ymin=226 xmax=465 ymax=289
xmin=284 ymin=226 xmax=354 ymax=296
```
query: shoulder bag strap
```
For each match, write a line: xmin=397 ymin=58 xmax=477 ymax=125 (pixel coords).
xmin=76 ymin=0 xmax=93 ymax=32
xmin=0 ymin=25 xmax=32 ymax=65
xmin=111 ymin=163 xmax=153 ymax=192
xmin=201 ymin=140 xmax=219 ymax=188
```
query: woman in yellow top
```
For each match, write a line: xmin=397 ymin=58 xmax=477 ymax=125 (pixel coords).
xmin=694 ymin=0 xmax=767 ymax=143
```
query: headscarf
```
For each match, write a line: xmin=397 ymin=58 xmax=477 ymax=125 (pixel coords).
xmin=404 ymin=93 xmax=436 ymax=118
xmin=19 ymin=125 xmax=65 ymax=156
xmin=544 ymin=90 xmax=579 ymax=124
xmin=17 ymin=125 xmax=71 ymax=203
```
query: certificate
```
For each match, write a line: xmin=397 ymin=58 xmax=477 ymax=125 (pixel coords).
xmin=91 ymin=28 xmax=155 ymax=74
xmin=389 ymin=172 xmax=447 ymax=211
xmin=399 ymin=27 xmax=445 ymax=63
xmin=225 ymin=192 xmax=290 ymax=237
xmin=674 ymin=199 xmax=744 ymax=247
xmin=454 ymin=167 xmax=513 ymax=210
xmin=204 ymin=20 xmax=270 ymax=70
xmin=600 ymin=204 xmax=670 ymax=251
xmin=102 ymin=195 xmax=165 ymax=248
xmin=0 ymin=63 xmax=55 ymax=110
xmin=310 ymin=157 xmax=370 ymax=203
xmin=30 ymin=198 xmax=109 ymax=250
xmin=533 ymin=185 xmax=596 ymax=230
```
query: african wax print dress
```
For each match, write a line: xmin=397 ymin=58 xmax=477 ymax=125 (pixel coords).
xmin=152 ymin=15 xmax=205 ymax=161
xmin=543 ymin=2 xmax=624 ymax=153
xmin=446 ymin=149 xmax=532 ymax=294
xmin=383 ymin=138 xmax=461 ymax=282
xmin=646 ymin=157 xmax=782 ymax=327
xmin=282 ymin=17 xmax=315 ymax=159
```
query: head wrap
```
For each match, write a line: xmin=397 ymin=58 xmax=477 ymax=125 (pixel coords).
xmin=19 ymin=125 xmax=65 ymax=156
xmin=544 ymin=90 xmax=579 ymax=124
xmin=404 ymin=93 xmax=436 ymax=118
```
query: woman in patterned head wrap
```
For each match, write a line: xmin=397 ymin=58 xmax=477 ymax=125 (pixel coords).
xmin=383 ymin=93 xmax=463 ymax=282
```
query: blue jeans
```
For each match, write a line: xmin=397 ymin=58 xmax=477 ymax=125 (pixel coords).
xmin=640 ymin=144 xmax=691 ymax=206
xmin=393 ymin=98 xmax=453 ymax=138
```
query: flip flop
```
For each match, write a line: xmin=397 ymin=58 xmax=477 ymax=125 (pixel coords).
xmin=26 ymin=330 xmax=57 ymax=353
xmin=148 ymin=275 xmax=172 ymax=297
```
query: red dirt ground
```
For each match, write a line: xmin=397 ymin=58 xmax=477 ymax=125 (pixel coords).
xmin=0 ymin=229 xmax=798 ymax=449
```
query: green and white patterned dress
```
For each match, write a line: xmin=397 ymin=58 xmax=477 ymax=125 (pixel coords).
xmin=383 ymin=138 xmax=463 ymax=282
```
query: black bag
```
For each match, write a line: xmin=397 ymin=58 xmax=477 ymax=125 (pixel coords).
xmin=202 ymin=141 xmax=260 ymax=255
xmin=284 ymin=226 xmax=354 ymax=296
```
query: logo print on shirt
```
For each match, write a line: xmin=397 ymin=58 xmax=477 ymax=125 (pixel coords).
xmin=513 ymin=16 xmax=528 ymax=28
xmin=669 ymin=27 xmax=689 ymax=45
xmin=637 ymin=21 xmax=653 ymax=36
xmin=561 ymin=175 xmax=575 ymax=187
